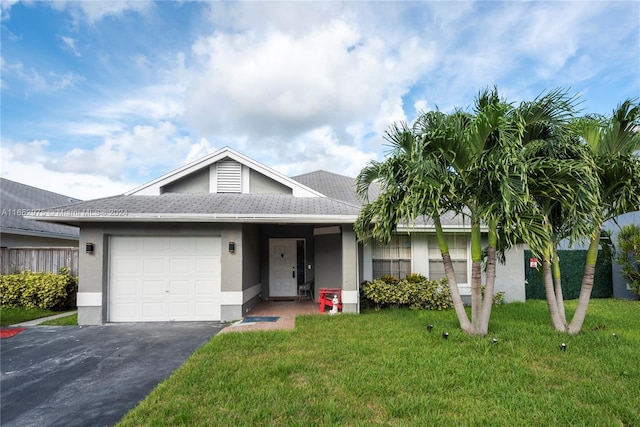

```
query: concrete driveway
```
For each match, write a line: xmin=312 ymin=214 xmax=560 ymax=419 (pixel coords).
xmin=1 ymin=323 xmax=224 ymax=427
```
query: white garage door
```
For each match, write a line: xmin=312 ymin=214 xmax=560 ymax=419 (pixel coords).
xmin=109 ymin=236 xmax=221 ymax=322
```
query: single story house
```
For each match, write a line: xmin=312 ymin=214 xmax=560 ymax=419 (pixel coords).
xmin=0 ymin=178 xmax=80 ymax=247
xmin=30 ymin=147 xmax=525 ymax=325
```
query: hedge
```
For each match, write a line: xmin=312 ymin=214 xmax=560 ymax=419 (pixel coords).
xmin=361 ymin=273 xmax=454 ymax=311
xmin=0 ymin=268 xmax=78 ymax=310
xmin=524 ymin=250 xmax=612 ymax=300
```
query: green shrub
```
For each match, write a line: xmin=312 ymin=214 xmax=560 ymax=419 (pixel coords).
xmin=361 ymin=274 xmax=453 ymax=311
xmin=0 ymin=269 xmax=77 ymax=310
xmin=616 ymin=224 xmax=640 ymax=296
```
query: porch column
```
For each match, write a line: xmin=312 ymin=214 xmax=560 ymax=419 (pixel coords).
xmin=341 ymin=225 xmax=359 ymax=313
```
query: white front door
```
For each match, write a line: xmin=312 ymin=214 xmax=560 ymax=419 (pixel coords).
xmin=269 ymin=238 xmax=299 ymax=297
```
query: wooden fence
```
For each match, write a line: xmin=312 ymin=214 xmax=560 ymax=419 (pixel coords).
xmin=0 ymin=247 xmax=79 ymax=276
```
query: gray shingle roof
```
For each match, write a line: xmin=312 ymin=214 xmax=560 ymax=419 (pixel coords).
xmin=291 ymin=170 xmax=380 ymax=206
xmin=0 ymin=178 xmax=80 ymax=239
xmin=33 ymin=193 xmax=361 ymax=223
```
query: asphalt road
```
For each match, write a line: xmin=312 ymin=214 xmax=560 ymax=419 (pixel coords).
xmin=1 ymin=323 xmax=224 ymax=427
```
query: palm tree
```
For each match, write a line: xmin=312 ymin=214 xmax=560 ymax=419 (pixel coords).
xmin=566 ymin=100 xmax=640 ymax=334
xmin=356 ymin=88 xmax=574 ymax=336
xmin=523 ymin=99 xmax=640 ymax=334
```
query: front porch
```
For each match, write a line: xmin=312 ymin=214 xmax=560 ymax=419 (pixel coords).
xmin=221 ymin=299 xmax=324 ymax=333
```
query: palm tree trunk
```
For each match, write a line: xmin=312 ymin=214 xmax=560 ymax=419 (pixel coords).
xmin=567 ymin=235 xmax=599 ymax=334
xmin=470 ymin=220 xmax=483 ymax=334
xmin=542 ymin=241 xmax=566 ymax=331
xmin=477 ymin=219 xmax=498 ymax=336
xmin=552 ymin=248 xmax=567 ymax=326
xmin=434 ymin=216 xmax=472 ymax=333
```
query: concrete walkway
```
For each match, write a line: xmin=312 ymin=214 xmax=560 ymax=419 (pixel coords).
xmin=221 ymin=300 xmax=319 ymax=333
xmin=10 ymin=310 xmax=78 ymax=327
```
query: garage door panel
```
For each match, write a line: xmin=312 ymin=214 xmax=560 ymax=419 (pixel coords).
xmin=169 ymin=280 xmax=190 ymax=295
xmin=112 ymin=258 xmax=140 ymax=274
xmin=143 ymin=258 xmax=165 ymax=274
xmin=111 ymin=303 xmax=138 ymax=321
xmin=142 ymin=280 xmax=165 ymax=296
xmin=112 ymin=236 xmax=142 ymax=253
xmin=169 ymin=259 xmax=191 ymax=274
xmin=169 ymin=238 xmax=194 ymax=252
xmin=195 ymin=257 xmax=219 ymax=274
xmin=143 ymin=237 xmax=168 ymax=253
xmin=142 ymin=302 xmax=165 ymax=320
xmin=169 ymin=303 xmax=191 ymax=319
xmin=195 ymin=280 xmax=216 ymax=296
xmin=109 ymin=236 xmax=221 ymax=322
xmin=111 ymin=280 xmax=138 ymax=297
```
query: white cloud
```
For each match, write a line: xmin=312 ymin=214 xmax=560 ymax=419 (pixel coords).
xmin=184 ymin=16 xmax=436 ymax=168
xmin=49 ymin=0 xmax=152 ymax=25
xmin=249 ymin=126 xmax=378 ymax=179
xmin=61 ymin=36 xmax=81 ymax=57
xmin=185 ymin=138 xmax=217 ymax=163
xmin=1 ymin=144 xmax=135 ymax=199
xmin=2 ymin=60 xmax=83 ymax=93
xmin=43 ymin=122 xmax=192 ymax=180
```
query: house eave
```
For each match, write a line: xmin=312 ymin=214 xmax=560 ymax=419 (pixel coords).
xmin=26 ymin=213 xmax=358 ymax=225
xmin=396 ymin=224 xmax=488 ymax=232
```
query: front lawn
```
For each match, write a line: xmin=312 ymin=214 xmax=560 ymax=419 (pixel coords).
xmin=119 ymin=299 xmax=640 ymax=426
xmin=39 ymin=313 xmax=78 ymax=326
xmin=0 ymin=307 xmax=58 ymax=327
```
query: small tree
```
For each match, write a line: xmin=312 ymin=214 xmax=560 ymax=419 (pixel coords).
xmin=616 ymin=224 xmax=640 ymax=296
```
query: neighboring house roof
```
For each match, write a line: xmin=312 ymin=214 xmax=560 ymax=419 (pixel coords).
xmin=0 ymin=178 xmax=80 ymax=240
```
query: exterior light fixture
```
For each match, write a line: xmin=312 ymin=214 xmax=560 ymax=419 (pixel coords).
xmin=442 ymin=332 xmax=449 ymax=339
xmin=228 ymin=242 xmax=235 ymax=253
xmin=427 ymin=324 xmax=434 ymax=332
xmin=492 ymin=338 xmax=498 ymax=344
xmin=86 ymin=243 xmax=95 ymax=254
xmin=560 ymin=343 xmax=567 ymax=351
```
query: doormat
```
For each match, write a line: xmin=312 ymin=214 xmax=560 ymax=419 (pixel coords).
xmin=243 ymin=316 xmax=280 ymax=323
xmin=0 ymin=327 xmax=26 ymax=339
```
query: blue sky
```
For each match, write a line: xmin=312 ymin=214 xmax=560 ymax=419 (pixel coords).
xmin=1 ymin=1 xmax=638 ymax=200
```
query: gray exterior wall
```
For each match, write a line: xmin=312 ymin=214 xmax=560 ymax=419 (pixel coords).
xmin=0 ymin=233 xmax=78 ymax=247
xmin=341 ymin=226 xmax=359 ymax=313
xmin=314 ymin=232 xmax=342 ymax=294
xmin=161 ymin=168 xmax=209 ymax=193
xmin=239 ymin=223 xmax=262 ymax=315
xmin=78 ymin=222 xmax=242 ymax=324
xmin=493 ymin=244 xmax=526 ymax=302
xmin=249 ymin=170 xmax=292 ymax=194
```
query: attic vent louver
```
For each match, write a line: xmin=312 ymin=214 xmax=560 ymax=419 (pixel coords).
xmin=217 ymin=160 xmax=242 ymax=193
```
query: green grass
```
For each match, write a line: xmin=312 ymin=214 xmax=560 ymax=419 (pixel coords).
xmin=39 ymin=313 xmax=78 ymax=326
xmin=118 ymin=299 xmax=640 ymax=426
xmin=0 ymin=307 xmax=58 ymax=326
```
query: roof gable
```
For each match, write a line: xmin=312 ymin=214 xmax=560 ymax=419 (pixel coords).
xmin=127 ymin=147 xmax=324 ymax=197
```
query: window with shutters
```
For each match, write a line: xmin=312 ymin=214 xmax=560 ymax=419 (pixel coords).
xmin=217 ymin=160 xmax=242 ymax=193
xmin=372 ymin=234 xmax=411 ymax=280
